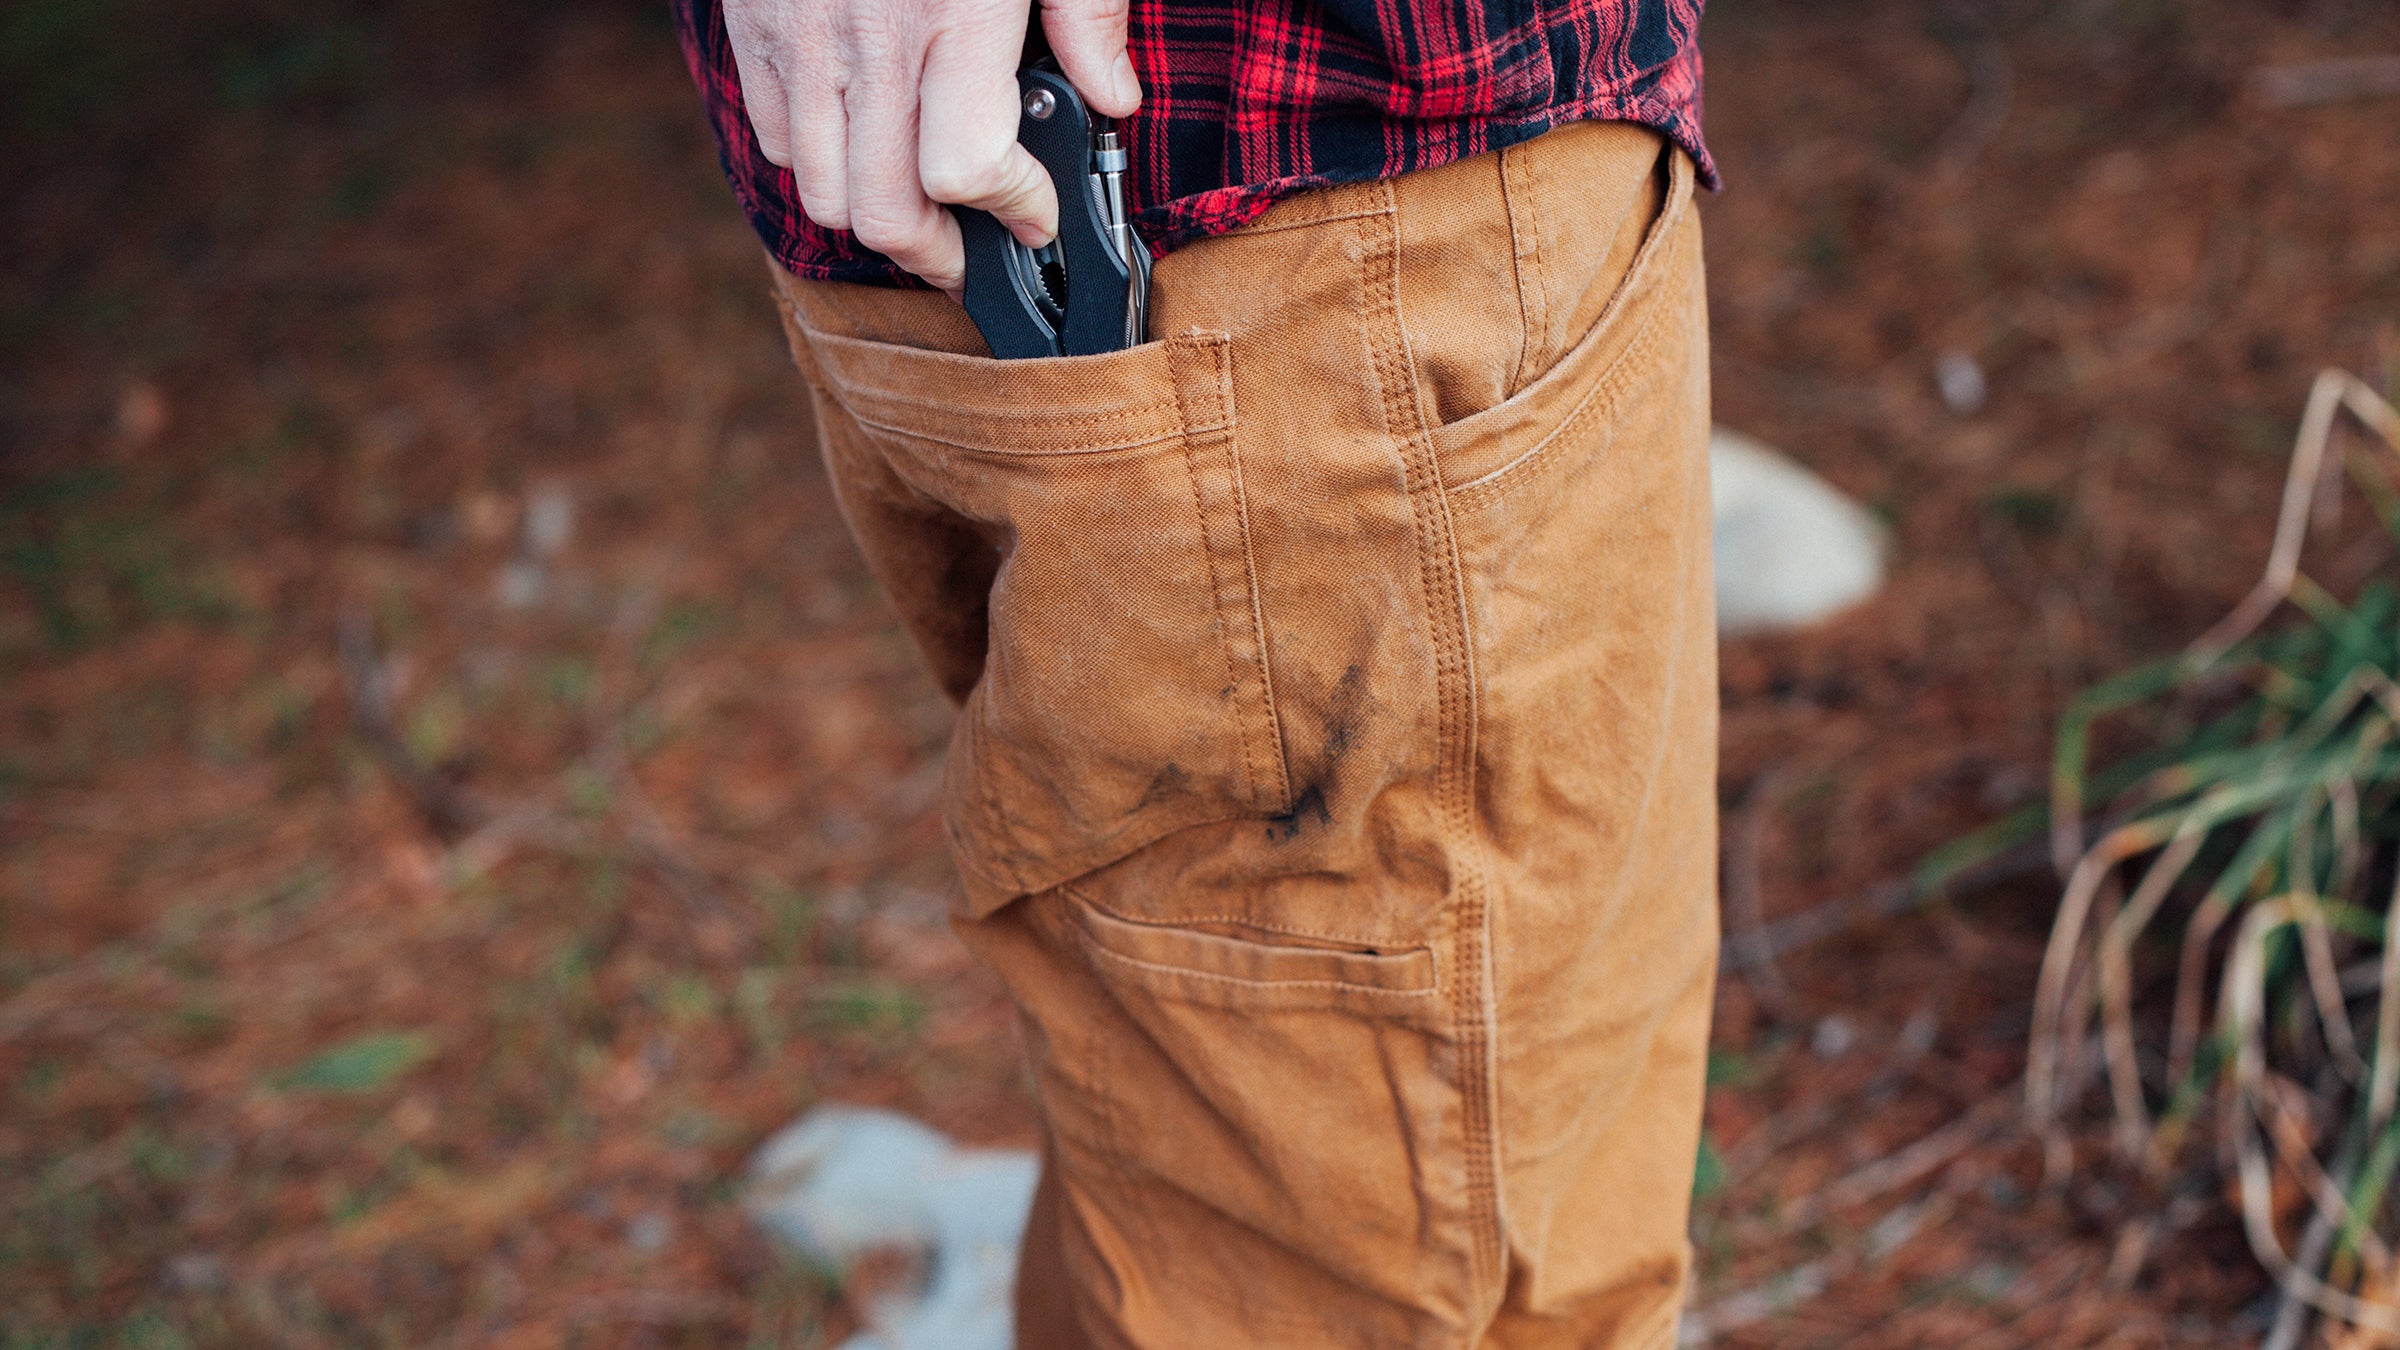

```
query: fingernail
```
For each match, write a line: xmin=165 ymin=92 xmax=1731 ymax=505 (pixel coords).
xmin=1010 ymin=218 xmax=1056 ymax=248
xmin=1111 ymin=54 xmax=1141 ymax=110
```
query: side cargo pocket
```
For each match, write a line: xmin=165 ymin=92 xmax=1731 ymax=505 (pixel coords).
xmin=1016 ymin=881 xmax=1468 ymax=1346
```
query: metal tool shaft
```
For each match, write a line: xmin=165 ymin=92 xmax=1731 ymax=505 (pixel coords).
xmin=1092 ymin=125 xmax=1145 ymax=348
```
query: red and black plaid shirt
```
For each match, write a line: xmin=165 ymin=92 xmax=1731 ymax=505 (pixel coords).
xmin=673 ymin=0 xmax=1711 ymax=287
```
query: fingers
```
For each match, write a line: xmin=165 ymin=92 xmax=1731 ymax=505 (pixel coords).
xmin=725 ymin=0 xmax=1087 ymax=292
xmin=844 ymin=43 xmax=970 ymax=292
xmin=919 ymin=27 xmax=1058 ymax=249
xmin=786 ymin=76 xmax=851 ymax=230
xmin=724 ymin=1 xmax=798 ymax=166
xmin=726 ymin=0 xmax=852 ymax=230
xmin=1040 ymin=0 xmax=1140 ymax=118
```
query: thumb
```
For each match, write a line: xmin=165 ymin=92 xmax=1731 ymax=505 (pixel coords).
xmin=1040 ymin=0 xmax=1140 ymax=119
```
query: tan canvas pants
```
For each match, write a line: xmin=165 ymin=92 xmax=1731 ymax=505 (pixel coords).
xmin=769 ymin=119 xmax=1716 ymax=1350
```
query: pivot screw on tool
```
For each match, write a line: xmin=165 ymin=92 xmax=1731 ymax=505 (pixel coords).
xmin=1024 ymin=88 xmax=1056 ymax=120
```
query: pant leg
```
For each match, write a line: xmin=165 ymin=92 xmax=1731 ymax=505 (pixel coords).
xmin=1013 ymin=1141 xmax=1095 ymax=1350
xmin=767 ymin=119 xmax=1714 ymax=1350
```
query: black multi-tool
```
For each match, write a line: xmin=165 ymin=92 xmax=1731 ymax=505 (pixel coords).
xmin=954 ymin=60 xmax=1150 ymax=359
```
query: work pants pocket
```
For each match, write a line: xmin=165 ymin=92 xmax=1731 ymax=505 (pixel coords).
xmin=973 ymin=879 xmax=1471 ymax=1347
xmin=769 ymin=286 xmax=1292 ymax=914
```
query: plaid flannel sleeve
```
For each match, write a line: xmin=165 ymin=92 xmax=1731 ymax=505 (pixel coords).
xmin=674 ymin=0 xmax=1713 ymax=288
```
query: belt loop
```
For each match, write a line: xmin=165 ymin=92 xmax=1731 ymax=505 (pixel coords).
xmin=1163 ymin=331 xmax=1235 ymax=442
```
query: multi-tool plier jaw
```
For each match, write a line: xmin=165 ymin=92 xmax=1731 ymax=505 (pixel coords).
xmin=955 ymin=61 xmax=1152 ymax=359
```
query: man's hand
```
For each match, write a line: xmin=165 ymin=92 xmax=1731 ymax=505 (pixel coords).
xmin=725 ymin=0 xmax=1140 ymax=295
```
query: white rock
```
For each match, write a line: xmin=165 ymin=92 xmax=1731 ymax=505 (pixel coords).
xmin=746 ymin=1105 xmax=1038 ymax=1350
xmin=524 ymin=482 xmax=576 ymax=558
xmin=1709 ymin=428 xmax=1886 ymax=635
xmin=1935 ymin=350 xmax=1987 ymax=415
xmin=493 ymin=559 xmax=546 ymax=610
xmin=1811 ymin=1013 xmax=1860 ymax=1060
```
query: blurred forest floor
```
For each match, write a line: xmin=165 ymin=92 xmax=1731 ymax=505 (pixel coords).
xmin=4 ymin=0 xmax=2400 ymax=1345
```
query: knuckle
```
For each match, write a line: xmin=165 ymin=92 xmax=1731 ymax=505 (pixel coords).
xmin=838 ymin=8 xmax=904 ymax=62
xmin=917 ymin=154 xmax=1007 ymax=206
xmin=724 ymin=1 xmax=768 ymax=41
xmin=731 ymin=8 xmax=799 ymax=64
xmin=797 ymin=190 xmax=850 ymax=231
xmin=1053 ymin=0 xmax=1130 ymax=29
xmin=848 ymin=209 xmax=929 ymax=258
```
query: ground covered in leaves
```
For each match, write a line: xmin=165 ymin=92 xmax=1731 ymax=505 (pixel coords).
xmin=5 ymin=0 xmax=2400 ymax=1344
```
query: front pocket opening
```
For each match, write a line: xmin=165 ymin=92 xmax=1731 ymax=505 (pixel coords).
xmin=796 ymin=323 xmax=1220 ymax=457
xmin=1428 ymin=145 xmax=1697 ymax=492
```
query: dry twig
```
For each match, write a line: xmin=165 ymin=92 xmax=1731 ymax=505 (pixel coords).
xmin=2013 ymin=371 xmax=2400 ymax=1342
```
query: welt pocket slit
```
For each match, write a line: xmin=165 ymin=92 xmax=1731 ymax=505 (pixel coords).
xmin=1072 ymin=898 xmax=1439 ymax=995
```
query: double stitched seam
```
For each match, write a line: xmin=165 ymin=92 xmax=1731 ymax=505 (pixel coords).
xmin=1169 ymin=336 xmax=1290 ymax=814
xmin=1231 ymin=205 xmax=1393 ymax=237
xmin=831 ymin=389 xmax=1191 ymax=445
xmin=1229 ymin=183 xmax=1391 ymax=237
xmin=835 ymin=397 xmax=1183 ymax=432
xmin=844 ymin=413 xmax=1185 ymax=458
xmin=820 ymin=372 xmax=1224 ymax=427
xmin=1500 ymin=145 xmax=1549 ymax=396
xmin=1441 ymin=153 xmax=1696 ymax=496
xmin=800 ymin=334 xmax=1234 ymax=451
xmin=1080 ymin=946 xmax=1430 ymax=999
xmin=1174 ymin=342 xmax=1263 ymax=812
xmin=1359 ymin=190 xmax=1506 ymax=1319
xmin=1079 ymin=941 xmax=1441 ymax=997
xmin=1221 ymin=377 xmax=1291 ymax=810
xmin=1066 ymin=886 xmax=1424 ymax=952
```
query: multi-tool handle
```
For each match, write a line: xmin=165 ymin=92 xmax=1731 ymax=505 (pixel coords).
xmin=955 ymin=64 xmax=1149 ymax=359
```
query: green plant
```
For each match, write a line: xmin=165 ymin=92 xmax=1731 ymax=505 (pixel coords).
xmin=268 ymin=1030 xmax=437 ymax=1094
xmin=2007 ymin=370 xmax=2400 ymax=1336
